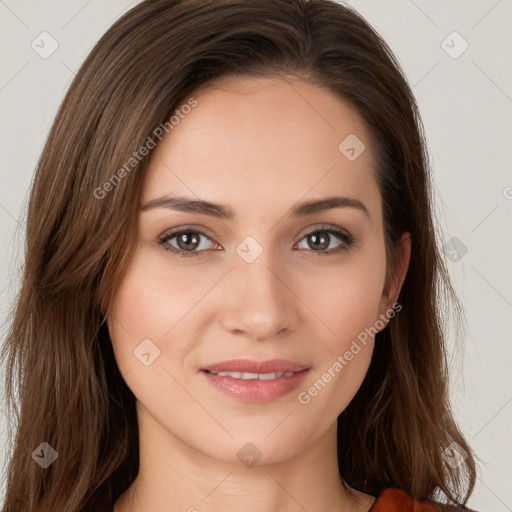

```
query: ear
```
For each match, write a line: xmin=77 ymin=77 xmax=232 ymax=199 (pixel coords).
xmin=380 ymin=232 xmax=411 ymax=311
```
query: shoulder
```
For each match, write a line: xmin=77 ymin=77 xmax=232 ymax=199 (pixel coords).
xmin=370 ymin=487 xmax=479 ymax=512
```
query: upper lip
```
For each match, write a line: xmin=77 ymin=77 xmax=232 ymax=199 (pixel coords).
xmin=202 ymin=358 xmax=311 ymax=374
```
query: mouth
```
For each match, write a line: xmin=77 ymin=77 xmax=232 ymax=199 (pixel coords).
xmin=199 ymin=359 xmax=311 ymax=402
xmin=201 ymin=358 xmax=310 ymax=375
xmin=202 ymin=369 xmax=304 ymax=380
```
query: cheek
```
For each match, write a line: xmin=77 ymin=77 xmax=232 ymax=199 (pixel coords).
xmin=299 ymin=247 xmax=387 ymax=344
xmin=295 ymin=245 xmax=386 ymax=406
xmin=106 ymin=251 xmax=173 ymax=375
xmin=107 ymin=247 xmax=222 ymax=380
xmin=297 ymin=270 xmax=381 ymax=417
xmin=109 ymin=247 xmax=205 ymax=339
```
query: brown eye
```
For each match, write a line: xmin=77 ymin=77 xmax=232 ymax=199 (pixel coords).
xmin=296 ymin=227 xmax=354 ymax=254
xmin=158 ymin=228 xmax=216 ymax=257
xmin=306 ymin=231 xmax=330 ymax=251
xmin=175 ymin=231 xmax=201 ymax=251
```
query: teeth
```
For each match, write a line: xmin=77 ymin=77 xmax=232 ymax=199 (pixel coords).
xmin=209 ymin=371 xmax=296 ymax=380
xmin=259 ymin=372 xmax=279 ymax=380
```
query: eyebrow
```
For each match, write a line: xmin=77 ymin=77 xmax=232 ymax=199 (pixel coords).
xmin=141 ymin=194 xmax=370 ymax=220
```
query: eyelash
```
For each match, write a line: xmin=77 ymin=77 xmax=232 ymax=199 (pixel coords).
xmin=157 ymin=225 xmax=357 ymax=258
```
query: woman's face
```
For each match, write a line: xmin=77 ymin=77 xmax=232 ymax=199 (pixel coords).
xmin=108 ymin=75 xmax=409 ymax=465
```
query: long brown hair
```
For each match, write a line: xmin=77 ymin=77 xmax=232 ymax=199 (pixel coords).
xmin=1 ymin=0 xmax=477 ymax=510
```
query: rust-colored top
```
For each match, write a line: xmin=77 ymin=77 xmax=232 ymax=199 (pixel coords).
xmin=369 ymin=488 xmax=475 ymax=511
xmin=95 ymin=487 xmax=476 ymax=511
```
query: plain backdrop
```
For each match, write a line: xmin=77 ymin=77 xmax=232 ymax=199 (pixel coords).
xmin=0 ymin=1 xmax=511 ymax=510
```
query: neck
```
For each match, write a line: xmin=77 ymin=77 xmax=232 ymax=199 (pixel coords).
xmin=114 ymin=405 xmax=375 ymax=512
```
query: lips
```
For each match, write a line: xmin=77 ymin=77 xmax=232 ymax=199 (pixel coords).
xmin=200 ymin=359 xmax=312 ymax=402
xmin=201 ymin=358 xmax=310 ymax=374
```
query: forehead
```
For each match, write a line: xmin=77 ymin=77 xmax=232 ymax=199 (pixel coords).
xmin=142 ymin=75 xmax=381 ymax=222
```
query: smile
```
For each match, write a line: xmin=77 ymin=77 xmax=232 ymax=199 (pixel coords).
xmin=205 ymin=370 xmax=297 ymax=380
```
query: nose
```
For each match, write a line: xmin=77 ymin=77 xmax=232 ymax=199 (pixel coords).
xmin=219 ymin=249 xmax=299 ymax=341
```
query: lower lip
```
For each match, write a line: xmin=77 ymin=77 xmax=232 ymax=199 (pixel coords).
xmin=201 ymin=369 xmax=311 ymax=402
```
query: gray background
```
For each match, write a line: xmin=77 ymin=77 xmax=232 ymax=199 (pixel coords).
xmin=0 ymin=0 xmax=511 ymax=510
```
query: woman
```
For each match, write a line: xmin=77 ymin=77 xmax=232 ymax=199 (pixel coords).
xmin=1 ymin=0 xmax=478 ymax=511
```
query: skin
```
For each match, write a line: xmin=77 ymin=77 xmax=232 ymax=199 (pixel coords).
xmin=109 ymin=75 xmax=411 ymax=512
